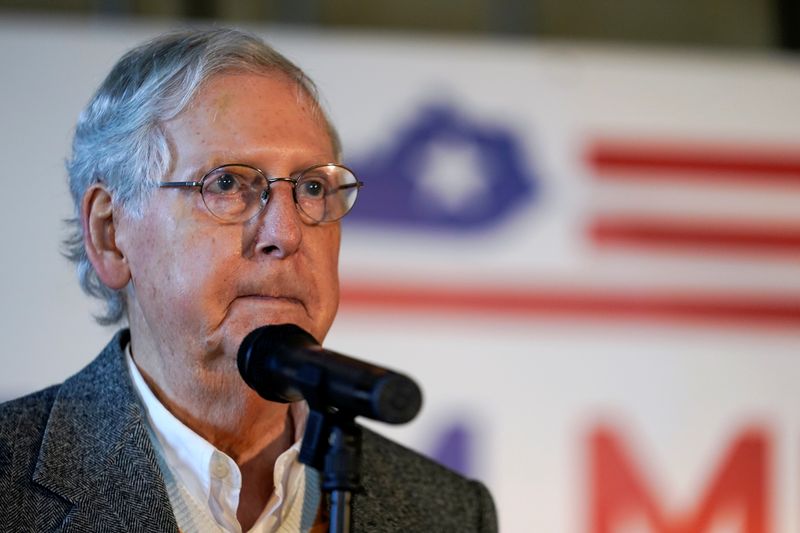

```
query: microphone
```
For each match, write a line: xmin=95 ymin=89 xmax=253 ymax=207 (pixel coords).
xmin=237 ymin=324 xmax=423 ymax=424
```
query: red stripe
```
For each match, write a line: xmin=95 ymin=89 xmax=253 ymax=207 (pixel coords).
xmin=587 ymin=141 xmax=800 ymax=184
xmin=340 ymin=284 xmax=800 ymax=327
xmin=590 ymin=217 xmax=800 ymax=253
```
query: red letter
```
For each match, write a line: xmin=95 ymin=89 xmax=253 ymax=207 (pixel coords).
xmin=590 ymin=426 xmax=770 ymax=533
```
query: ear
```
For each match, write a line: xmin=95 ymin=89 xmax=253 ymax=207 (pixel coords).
xmin=82 ymin=184 xmax=131 ymax=290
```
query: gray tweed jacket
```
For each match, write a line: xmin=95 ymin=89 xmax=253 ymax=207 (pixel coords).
xmin=0 ymin=330 xmax=497 ymax=532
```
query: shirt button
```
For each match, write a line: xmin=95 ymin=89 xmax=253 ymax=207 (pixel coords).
xmin=211 ymin=456 xmax=230 ymax=479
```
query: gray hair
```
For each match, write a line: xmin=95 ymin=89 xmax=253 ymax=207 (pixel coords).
xmin=64 ymin=27 xmax=341 ymax=325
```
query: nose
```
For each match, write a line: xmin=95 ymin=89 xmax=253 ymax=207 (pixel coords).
xmin=252 ymin=181 xmax=302 ymax=258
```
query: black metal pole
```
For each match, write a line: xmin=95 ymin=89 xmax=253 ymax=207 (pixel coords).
xmin=297 ymin=411 xmax=362 ymax=533
xmin=328 ymin=489 xmax=352 ymax=533
xmin=321 ymin=423 xmax=361 ymax=533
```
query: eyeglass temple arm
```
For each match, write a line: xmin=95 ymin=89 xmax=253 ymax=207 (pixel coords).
xmin=333 ymin=182 xmax=364 ymax=192
xmin=158 ymin=181 xmax=202 ymax=188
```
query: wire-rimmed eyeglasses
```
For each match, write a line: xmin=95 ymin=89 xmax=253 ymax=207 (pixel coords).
xmin=158 ymin=163 xmax=363 ymax=224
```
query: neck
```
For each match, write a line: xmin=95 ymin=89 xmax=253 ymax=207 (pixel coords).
xmin=131 ymin=340 xmax=292 ymax=455
xmin=128 ymin=332 xmax=300 ymax=530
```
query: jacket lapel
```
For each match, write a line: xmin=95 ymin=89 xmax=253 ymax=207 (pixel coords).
xmin=31 ymin=330 xmax=178 ymax=533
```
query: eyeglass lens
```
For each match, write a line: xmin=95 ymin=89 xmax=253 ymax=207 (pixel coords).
xmin=200 ymin=164 xmax=359 ymax=223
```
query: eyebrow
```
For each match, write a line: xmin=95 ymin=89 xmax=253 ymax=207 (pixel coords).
xmin=186 ymin=156 xmax=240 ymax=178
xmin=167 ymin=157 xmax=238 ymax=184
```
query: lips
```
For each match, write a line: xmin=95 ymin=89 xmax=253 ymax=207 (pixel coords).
xmin=233 ymin=293 xmax=310 ymax=317
xmin=240 ymin=294 xmax=303 ymax=305
xmin=231 ymin=274 xmax=315 ymax=325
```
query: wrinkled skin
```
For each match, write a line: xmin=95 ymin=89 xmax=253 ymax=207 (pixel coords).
xmin=111 ymin=72 xmax=340 ymax=451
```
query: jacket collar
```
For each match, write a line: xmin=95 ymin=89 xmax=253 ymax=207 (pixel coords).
xmin=31 ymin=330 xmax=178 ymax=532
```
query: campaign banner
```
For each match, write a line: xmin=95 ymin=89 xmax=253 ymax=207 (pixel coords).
xmin=1 ymin=17 xmax=800 ymax=532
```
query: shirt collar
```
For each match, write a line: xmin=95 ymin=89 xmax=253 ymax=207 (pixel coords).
xmin=125 ymin=343 xmax=310 ymax=531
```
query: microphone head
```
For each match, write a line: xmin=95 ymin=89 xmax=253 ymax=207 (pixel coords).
xmin=237 ymin=324 xmax=317 ymax=403
xmin=372 ymin=374 xmax=423 ymax=424
xmin=237 ymin=323 xmax=422 ymax=424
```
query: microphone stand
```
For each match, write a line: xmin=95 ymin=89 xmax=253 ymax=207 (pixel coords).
xmin=299 ymin=407 xmax=362 ymax=533
xmin=237 ymin=324 xmax=422 ymax=532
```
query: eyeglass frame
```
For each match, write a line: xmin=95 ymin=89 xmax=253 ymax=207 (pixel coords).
xmin=158 ymin=162 xmax=364 ymax=224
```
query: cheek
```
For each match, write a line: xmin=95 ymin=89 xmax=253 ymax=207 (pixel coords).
xmin=128 ymin=222 xmax=235 ymax=324
xmin=165 ymin=238 xmax=235 ymax=305
xmin=309 ymin=226 xmax=340 ymax=283
xmin=308 ymin=227 xmax=341 ymax=338
xmin=326 ymin=242 xmax=341 ymax=297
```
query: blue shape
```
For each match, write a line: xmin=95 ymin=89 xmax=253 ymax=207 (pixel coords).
xmin=429 ymin=421 xmax=473 ymax=477
xmin=347 ymin=102 xmax=538 ymax=231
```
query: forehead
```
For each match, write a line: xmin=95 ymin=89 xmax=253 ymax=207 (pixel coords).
xmin=166 ymin=72 xmax=335 ymax=167
xmin=183 ymin=71 xmax=320 ymax=131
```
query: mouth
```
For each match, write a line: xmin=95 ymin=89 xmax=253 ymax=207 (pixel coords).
xmin=233 ymin=294 xmax=310 ymax=317
xmin=242 ymin=294 xmax=301 ymax=302
xmin=206 ymin=294 xmax=315 ymax=359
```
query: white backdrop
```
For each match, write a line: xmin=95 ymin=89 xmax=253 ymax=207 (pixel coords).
xmin=2 ymin=15 xmax=800 ymax=532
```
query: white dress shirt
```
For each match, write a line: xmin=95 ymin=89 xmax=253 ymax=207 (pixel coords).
xmin=126 ymin=348 xmax=320 ymax=532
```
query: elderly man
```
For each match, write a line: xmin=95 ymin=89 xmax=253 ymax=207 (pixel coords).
xmin=0 ymin=28 xmax=496 ymax=533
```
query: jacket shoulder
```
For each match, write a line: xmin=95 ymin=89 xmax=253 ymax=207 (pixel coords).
xmin=0 ymin=385 xmax=71 ymax=531
xmin=356 ymin=428 xmax=497 ymax=532
xmin=0 ymin=385 xmax=61 ymax=466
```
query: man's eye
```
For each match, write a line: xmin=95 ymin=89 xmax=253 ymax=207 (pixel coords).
xmin=298 ymin=178 xmax=327 ymax=198
xmin=206 ymin=173 xmax=242 ymax=194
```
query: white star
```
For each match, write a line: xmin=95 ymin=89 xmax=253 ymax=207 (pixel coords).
xmin=413 ymin=141 xmax=490 ymax=215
